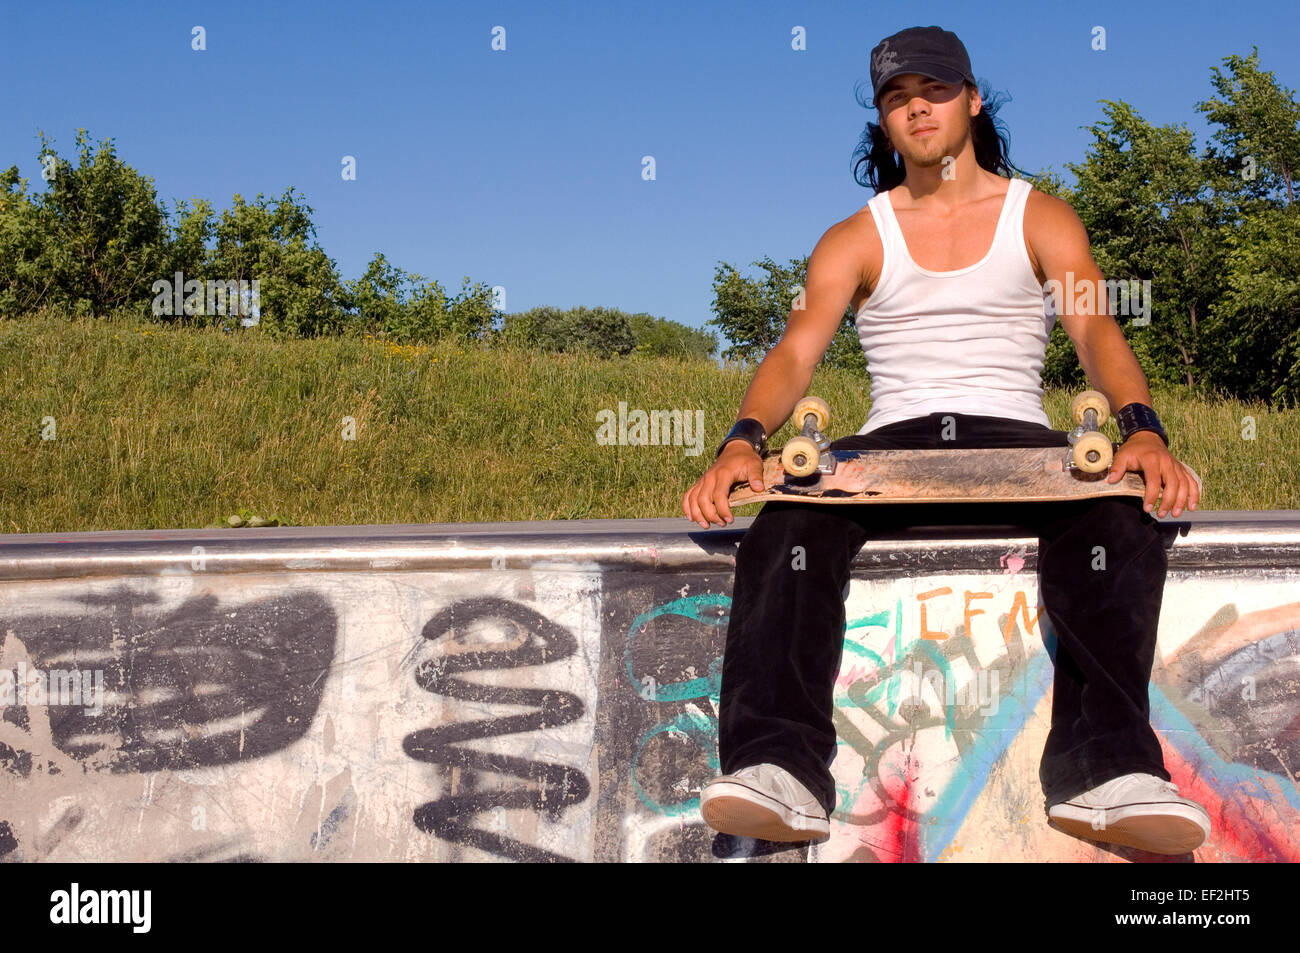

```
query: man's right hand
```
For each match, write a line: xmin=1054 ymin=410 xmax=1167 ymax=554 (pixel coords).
xmin=682 ymin=442 xmax=765 ymax=528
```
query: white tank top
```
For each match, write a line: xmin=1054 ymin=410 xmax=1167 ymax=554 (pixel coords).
xmin=853 ymin=177 xmax=1055 ymax=434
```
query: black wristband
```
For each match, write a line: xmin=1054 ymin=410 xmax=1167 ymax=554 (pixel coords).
xmin=716 ymin=418 xmax=767 ymax=459
xmin=1115 ymin=402 xmax=1169 ymax=446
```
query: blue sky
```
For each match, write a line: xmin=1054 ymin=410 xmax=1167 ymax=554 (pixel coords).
xmin=3 ymin=0 xmax=1296 ymax=335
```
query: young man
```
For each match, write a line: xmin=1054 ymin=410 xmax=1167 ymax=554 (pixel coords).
xmin=682 ymin=26 xmax=1212 ymax=856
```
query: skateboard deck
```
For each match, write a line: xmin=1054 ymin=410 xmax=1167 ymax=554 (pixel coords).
xmin=727 ymin=446 xmax=1151 ymax=506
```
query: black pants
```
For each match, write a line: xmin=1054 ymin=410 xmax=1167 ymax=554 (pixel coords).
xmin=718 ymin=412 xmax=1172 ymax=815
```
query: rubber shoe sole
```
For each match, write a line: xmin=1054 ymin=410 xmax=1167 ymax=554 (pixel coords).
xmin=1047 ymin=802 xmax=1209 ymax=855
xmin=700 ymin=779 xmax=830 ymax=842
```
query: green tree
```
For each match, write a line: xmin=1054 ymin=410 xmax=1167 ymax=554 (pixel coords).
xmin=708 ymin=255 xmax=865 ymax=372
xmin=1065 ymin=101 xmax=1233 ymax=392
xmin=442 ymin=276 xmax=500 ymax=342
xmin=1207 ymin=203 xmax=1300 ymax=405
xmin=342 ymin=253 xmax=499 ymax=343
xmin=495 ymin=306 xmax=547 ymax=350
xmin=708 ymin=256 xmax=797 ymax=363
xmin=167 ymin=196 xmax=215 ymax=287
xmin=500 ymin=305 xmax=635 ymax=357
xmin=1055 ymin=50 xmax=1300 ymax=406
xmin=203 ymin=189 xmax=345 ymax=336
xmin=0 ymin=165 xmax=54 ymax=317
xmin=626 ymin=311 xmax=717 ymax=359
xmin=1195 ymin=49 xmax=1300 ymax=405
xmin=33 ymin=130 xmax=171 ymax=317
xmin=343 ymin=252 xmax=412 ymax=337
xmin=1198 ymin=48 xmax=1300 ymax=207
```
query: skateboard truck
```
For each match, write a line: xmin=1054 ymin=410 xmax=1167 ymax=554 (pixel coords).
xmin=1064 ymin=390 xmax=1115 ymax=476
xmin=780 ymin=396 xmax=835 ymax=478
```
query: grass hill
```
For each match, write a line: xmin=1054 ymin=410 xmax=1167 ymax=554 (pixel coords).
xmin=2 ymin=310 xmax=1294 ymax=533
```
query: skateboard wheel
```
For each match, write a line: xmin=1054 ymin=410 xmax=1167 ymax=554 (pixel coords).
xmin=781 ymin=436 xmax=821 ymax=477
xmin=791 ymin=396 xmax=830 ymax=433
xmin=1070 ymin=389 xmax=1110 ymax=427
xmin=1072 ymin=431 xmax=1112 ymax=473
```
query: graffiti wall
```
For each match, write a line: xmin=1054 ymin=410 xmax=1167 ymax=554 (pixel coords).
xmin=0 ymin=537 xmax=1296 ymax=862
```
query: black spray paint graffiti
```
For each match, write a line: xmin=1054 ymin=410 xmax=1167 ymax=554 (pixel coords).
xmin=0 ymin=585 xmax=336 ymax=861
xmin=1 ymin=586 xmax=336 ymax=774
xmin=1160 ymin=601 xmax=1300 ymax=774
xmin=402 ymin=597 xmax=590 ymax=863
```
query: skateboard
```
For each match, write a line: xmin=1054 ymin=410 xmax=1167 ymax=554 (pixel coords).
xmin=727 ymin=392 xmax=1197 ymax=506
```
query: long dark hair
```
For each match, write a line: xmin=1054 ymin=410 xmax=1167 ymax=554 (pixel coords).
xmin=851 ymin=80 xmax=1028 ymax=192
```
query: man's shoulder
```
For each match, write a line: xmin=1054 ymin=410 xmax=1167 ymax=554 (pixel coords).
xmin=825 ymin=201 xmax=884 ymax=260
xmin=819 ymin=203 xmax=883 ymax=300
xmin=1023 ymin=184 xmax=1081 ymax=229
xmin=1023 ymin=185 xmax=1090 ymax=262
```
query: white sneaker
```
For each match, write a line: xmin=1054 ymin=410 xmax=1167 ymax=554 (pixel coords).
xmin=1047 ymin=773 xmax=1211 ymax=855
xmin=700 ymin=763 xmax=830 ymax=842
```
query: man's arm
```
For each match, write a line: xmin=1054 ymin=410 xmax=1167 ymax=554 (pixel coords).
xmin=731 ymin=223 xmax=867 ymax=435
xmin=682 ymin=223 xmax=864 ymax=527
xmin=1027 ymin=191 xmax=1198 ymax=517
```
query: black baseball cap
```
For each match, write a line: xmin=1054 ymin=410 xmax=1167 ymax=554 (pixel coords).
xmin=870 ymin=26 xmax=976 ymax=107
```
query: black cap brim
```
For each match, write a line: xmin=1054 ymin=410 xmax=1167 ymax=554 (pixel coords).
xmin=874 ymin=63 xmax=969 ymax=106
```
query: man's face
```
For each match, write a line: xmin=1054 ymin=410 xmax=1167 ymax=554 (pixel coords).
xmin=877 ymin=73 xmax=980 ymax=167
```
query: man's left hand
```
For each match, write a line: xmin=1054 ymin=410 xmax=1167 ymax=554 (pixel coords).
xmin=1106 ymin=431 xmax=1199 ymax=518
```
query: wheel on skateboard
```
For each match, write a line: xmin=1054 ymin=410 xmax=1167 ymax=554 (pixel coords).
xmin=780 ymin=396 xmax=832 ymax=477
xmin=791 ymin=396 xmax=830 ymax=433
xmin=1072 ymin=431 xmax=1112 ymax=473
xmin=1068 ymin=390 xmax=1113 ymax=473
xmin=781 ymin=436 xmax=821 ymax=477
xmin=1070 ymin=389 xmax=1110 ymax=427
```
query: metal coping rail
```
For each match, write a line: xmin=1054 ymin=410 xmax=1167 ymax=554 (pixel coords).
xmin=0 ymin=514 xmax=1297 ymax=581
